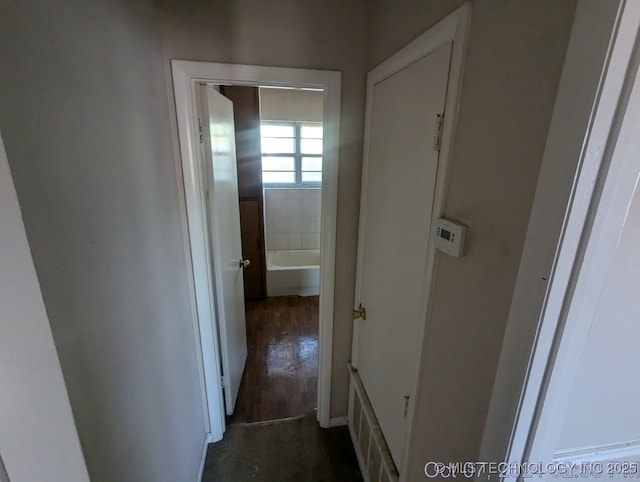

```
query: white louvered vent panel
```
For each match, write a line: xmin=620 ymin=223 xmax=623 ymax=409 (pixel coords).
xmin=347 ymin=364 xmax=399 ymax=482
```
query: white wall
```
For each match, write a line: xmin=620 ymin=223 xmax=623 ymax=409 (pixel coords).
xmin=0 ymin=134 xmax=89 ymax=482
xmin=259 ymin=87 xmax=324 ymax=122
xmin=264 ymin=188 xmax=321 ymax=251
xmin=557 ymin=183 xmax=640 ymax=451
xmin=0 ymin=1 xmax=206 ymax=480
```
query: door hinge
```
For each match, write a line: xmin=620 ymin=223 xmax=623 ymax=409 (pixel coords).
xmin=198 ymin=118 xmax=204 ymax=144
xmin=353 ymin=304 xmax=367 ymax=321
xmin=220 ymin=375 xmax=226 ymax=389
xmin=433 ymin=113 xmax=444 ymax=151
xmin=403 ymin=395 xmax=410 ymax=418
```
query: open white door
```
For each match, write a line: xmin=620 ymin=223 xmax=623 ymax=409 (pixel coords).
xmin=353 ymin=42 xmax=452 ymax=468
xmin=200 ymin=84 xmax=248 ymax=416
xmin=505 ymin=11 xmax=640 ymax=476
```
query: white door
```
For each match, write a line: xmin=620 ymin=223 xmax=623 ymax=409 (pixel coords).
xmin=354 ymin=43 xmax=452 ymax=466
xmin=510 ymin=44 xmax=640 ymax=479
xmin=200 ymin=85 xmax=248 ymax=416
xmin=549 ymin=183 xmax=640 ymax=477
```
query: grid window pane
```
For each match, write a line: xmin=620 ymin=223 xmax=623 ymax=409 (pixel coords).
xmin=260 ymin=121 xmax=323 ymax=185
xmin=263 ymin=171 xmax=295 ymax=184
xmin=301 ymin=125 xmax=323 ymax=139
xmin=262 ymin=156 xmax=295 ymax=171
xmin=302 ymin=157 xmax=322 ymax=171
xmin=301 ymin=138 xmax=323 ymax=154
xmin=261 ymin=137 xmax=295 ymax=154
xmin=261 ymin=124 xmax=295 ymax=137
xmin=302 ymin=171 xmax=322 ymax=183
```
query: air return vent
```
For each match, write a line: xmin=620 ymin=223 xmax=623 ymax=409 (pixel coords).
xmin=348 ymin=364 xmax=399 ymax=482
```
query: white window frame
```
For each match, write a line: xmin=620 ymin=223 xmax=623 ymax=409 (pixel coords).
xmin=260 ymin=120 xmax=323 ymax=187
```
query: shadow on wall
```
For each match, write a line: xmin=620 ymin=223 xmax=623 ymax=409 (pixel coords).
xmin=0 ymin=453 xmax=7 ymax=482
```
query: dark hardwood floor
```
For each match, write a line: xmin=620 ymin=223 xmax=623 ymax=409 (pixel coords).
xmin=229 ymin=295 xmax=319 ymax=424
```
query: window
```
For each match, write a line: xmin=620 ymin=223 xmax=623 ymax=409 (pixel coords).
xmin=260 ymin=121 xmax=323 ymax=185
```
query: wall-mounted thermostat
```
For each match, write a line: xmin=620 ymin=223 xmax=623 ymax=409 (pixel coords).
xmin=434 ymin=218 xmax=466 ymax=257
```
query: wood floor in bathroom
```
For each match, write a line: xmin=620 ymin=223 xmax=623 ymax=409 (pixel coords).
xmin=228 ymin=295 xmax=319 ymax=424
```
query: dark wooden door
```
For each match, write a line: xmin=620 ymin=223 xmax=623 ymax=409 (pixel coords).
xmin=238 ymin=201 xmax=265 ymax=300
xmin=222 ymin=85 xmax=266 ymax=300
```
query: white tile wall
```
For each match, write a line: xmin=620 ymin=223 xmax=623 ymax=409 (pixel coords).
xmin=264 ymin=188 xmax=321 ymax=251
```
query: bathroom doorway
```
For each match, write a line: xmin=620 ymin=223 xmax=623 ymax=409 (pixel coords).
xmin=222 ymin=86 xmax=324 ymax=424
xmin=171 ymin=60 xmax=341 ymax=440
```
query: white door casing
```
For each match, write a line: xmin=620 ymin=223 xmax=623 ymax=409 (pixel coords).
xmin=500 ymin=2 xmax=640 ymax=479
xmin=171 ymin=61 xmax=341 ymax=436
xmin=199 ymin=85 xmax=248 ymax=416
xmin=553 ymin=183 xmax=640 ymax=463
xmin=521 ymin=38 xmax=640 ymax=478
xmin=354 ymin=43 xmax=453 ymax=468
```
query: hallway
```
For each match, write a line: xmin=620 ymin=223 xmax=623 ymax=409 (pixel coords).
xmin=229 ymin=295 xmax=319 ymax=424
xmin=0 ymin=1 xmax=594 ymax=480
xmin=203 ymin=413 xmax=362 ymax=481
xmin=201 ymin=296 xmax=363 ymax=481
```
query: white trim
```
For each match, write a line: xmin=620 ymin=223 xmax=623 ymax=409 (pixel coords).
xmin=497 ymin=1 xmax=640 ymax=477
xmin=524 ymin=45 xmax=640 ymax=467
xmin=554 ymin=439 xmax=640 ymax=464
xmin=196 ymin=432 xmax=212 ymax=482
xmin=350 ymin=4 xmax=470 ymax=479
xmin=172 ymin=63 xmax=226 ymax=441
xmin=329 ymin=416 xmax=348 ymax=428
xmin=170 ymin=60 xmax=341 ymax=432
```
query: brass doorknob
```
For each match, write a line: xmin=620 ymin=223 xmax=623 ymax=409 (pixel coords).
xmin=353 ymin=306 xmax=367 ymax=320
xmin=240 ymin=259 xmax=251 ymax=268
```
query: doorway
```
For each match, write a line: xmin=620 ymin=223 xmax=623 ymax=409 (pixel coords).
xmin=171 ymin=61 xmax=341 ymax=442
xmin=220 ymin=85 xmax=325 ymax=424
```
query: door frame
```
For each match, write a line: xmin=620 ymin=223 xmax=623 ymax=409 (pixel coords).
xmin=350 ymin=3 xmax=470 ymax=476
xmin=171 ymin=60 xmax=341 ymax=440
xmin=478 ymin=0 xmax=640 ymax=475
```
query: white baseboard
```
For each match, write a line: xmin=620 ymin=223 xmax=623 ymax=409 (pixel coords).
xmin=197 ymin=432 xmax=212 ymax=481
xmin=329 ymin=416 xmax=348 ymax=427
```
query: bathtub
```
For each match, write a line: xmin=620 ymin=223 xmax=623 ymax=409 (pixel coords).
xmin=266 ymin=249 xmax=320 ymax=297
